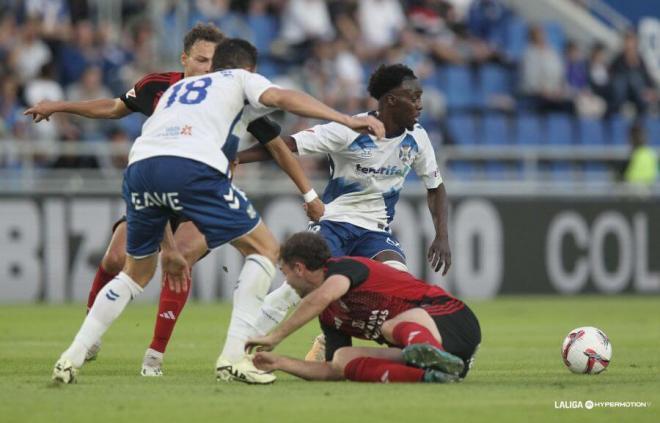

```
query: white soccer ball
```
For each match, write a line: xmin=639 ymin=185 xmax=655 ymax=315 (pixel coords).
xmin=561 ymin=326 xmax=612 ymax=374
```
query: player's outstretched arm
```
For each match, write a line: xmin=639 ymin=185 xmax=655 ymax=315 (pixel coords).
xmin=24 ymin=98 xmax=132 ymax=122
xmin=259 ymin=88 xmax=385 ymax=138
xmin=426 ymin=184 xmax=451 ymax=275
xmin=265 ymin=137 xmax=324 ymax=221
xmin=237 ymin=136 xmax=297 ymax=164
xmin=246 ymin=275 xmax=351 ymax=352
xmin=253 ymin=351 xmax=343 ymax=381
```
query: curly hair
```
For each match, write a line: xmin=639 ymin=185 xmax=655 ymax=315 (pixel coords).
xmin=183 ymin=22 xmax=225 ymax=54
xmin=367 ymin=64 xmax=417 ymax=100
xmin=280 ymin=232 xmax=331 ymax=271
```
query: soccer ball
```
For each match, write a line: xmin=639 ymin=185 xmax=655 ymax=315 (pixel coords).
xmin=561 ymin=326 xmax=612 ymax=374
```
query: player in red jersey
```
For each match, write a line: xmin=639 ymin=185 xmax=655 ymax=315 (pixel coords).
xmin=247 ymin=232 xmax=481 ymax=383
xmin=25 ymin=24 xmax=325 ymax=377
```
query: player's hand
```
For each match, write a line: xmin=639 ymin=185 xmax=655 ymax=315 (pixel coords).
xmin=160 ymin=249 xmax=191 ymax=293
xmin=303 ymin=198 xmax=325 ymax=222
xmin=252 ymin=351 xmax=281 ymax=372
xmin=23 ymin=100 xmax=56 ymax=123
xmin=229 ymin=158 xmax=240 ymax=179
xmin=245 ymin=334 xmax=281 ymax=353
xmin=428 ymin=235 xmax=451 ymax=275
xmin=345 ymin=115 xmax=385 ymax=139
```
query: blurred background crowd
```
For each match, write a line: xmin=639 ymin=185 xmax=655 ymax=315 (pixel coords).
xmin=0 ymin=0 xmax=658 ymax=186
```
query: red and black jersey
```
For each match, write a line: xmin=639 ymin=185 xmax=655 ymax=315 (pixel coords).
xmin=118 ymin=71 xmax=281 ymax=144
xmin=120 ymin=72 xmax=184 ymax=116
xmin=319 ymin=257 xmax=464 ymax=346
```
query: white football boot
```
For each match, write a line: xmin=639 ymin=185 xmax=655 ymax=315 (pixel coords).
xmin=216 ymin=355 xmax=276 ymax=385
xmin=140 ymin=348 xmax=164 ymax=377
xmin=52 ymin=358 xmax=78 ymax=384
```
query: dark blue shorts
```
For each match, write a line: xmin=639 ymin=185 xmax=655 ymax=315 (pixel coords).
xmin=308 ymin=220 xmax=405 ymax=260
xmin=122 ymin=156 xmax=260 ymax=257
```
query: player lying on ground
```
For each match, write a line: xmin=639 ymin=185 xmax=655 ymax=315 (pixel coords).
xmin=238 ymin=64 xmax=452 ymax=360
xmin=246 ymin=232 xmax=481 ymax=383
xmin=51 ymin=38 xmax=384 ymax=385
xmin=26 ymin=23 xmax=324 ymax=377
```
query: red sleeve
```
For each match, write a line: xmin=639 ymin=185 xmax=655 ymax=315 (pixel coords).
xmin=119 ymin=72 xmax=183 ymax=116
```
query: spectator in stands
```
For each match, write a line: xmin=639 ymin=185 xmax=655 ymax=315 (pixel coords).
xmin=10 ymin=17 xmax=52 ymax=84
xmin=65 ymin=65 xmax=113 ymax=140
xmin=565 ymin=41 xmax=587 ymax=92
xmin=566 ymin=40 xmax=605 ymax=118
xmin=609 ymin=31 xmax=657 ymax=117
xmin=467 ymin=0 xmax=507 ymax=44
xmin=275 ymin=0 xmax=335 ymax=63
xmin=57 ymin=20 xmax=101 ymax=86
xmin=0 ymin=74 xmax=29 ymax=140
xmin=622 ymin=122 xmax=658 ymax=187
xmin=588 ymin=42 xmax=610 ymax=101
xmin=358 ymin=0 xmax=406 ymax=51
xmin=520 ymin=25 xmax=573 ymax=113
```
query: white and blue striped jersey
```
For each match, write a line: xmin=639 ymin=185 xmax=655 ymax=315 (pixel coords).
xmin=129 ymin=69 xmax=277 ymax=174
xmin=293 ymin=114 xmax=442 ymax=232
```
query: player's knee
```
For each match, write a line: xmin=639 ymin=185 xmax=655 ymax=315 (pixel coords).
xmin=383 ymin=260 xmax=409 ymax=272
xmin=331 ymin=347 xmax=353 ymax=370
xmin=101 ymin=249 xmax=126 ymax=275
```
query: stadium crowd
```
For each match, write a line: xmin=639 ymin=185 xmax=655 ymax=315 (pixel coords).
xmin=0 ymin=0 xmax=658 ymax=183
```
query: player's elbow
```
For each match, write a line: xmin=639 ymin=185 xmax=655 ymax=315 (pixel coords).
xmin=258 ymin=87 xmax=286 ymax=108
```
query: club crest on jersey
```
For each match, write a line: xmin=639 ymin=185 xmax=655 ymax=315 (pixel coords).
xmin=398 ymin=134 xmax=419 ymax=166
xmin=348 ymin=134 xmax=378 ymax=158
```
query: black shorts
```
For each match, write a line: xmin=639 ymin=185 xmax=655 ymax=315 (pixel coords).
xmin=111 ymin=215 xmax=210 ymax=261
xmin=432 ymin=304 xmax=481 ymax=379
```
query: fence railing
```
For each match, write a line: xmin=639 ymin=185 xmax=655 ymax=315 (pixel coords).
xmin=1 ymin=140 xmax=658 ymax=197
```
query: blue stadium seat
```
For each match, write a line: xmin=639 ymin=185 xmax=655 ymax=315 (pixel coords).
xmin=478 ymin=65 xmax=511 ymax=108
xmin=447 ymin=114 xmax=478 ymax=179
xmin=546 ymin=114 xmax=573 ymax=145
xmin=514 ymin=114 xmax=542 ymax=145
xmin=442 ymin=66 xmax=476 ymax=109
xmin=447 ymin=114 xmax=479 ymax=145
xmin=645 ymin=118 xmax=660 ymax=146
xmin=482 ymin=114 xmax=511 ymax=145
xmin=607 ymin=115 xmax=631 ymax=145
xmin=482 ymin=114 xmax=512 ymax=178
xmin=578 ymin=119 xmax=605 ymax=145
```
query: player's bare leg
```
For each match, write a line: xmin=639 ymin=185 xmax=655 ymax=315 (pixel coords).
xmin=215 ymin=221 xmax=279 ymax=384
xmin=381 ymin=308 xmax=464 ymax=376
xmin=253 ymin=346 xmax=458 ymax=383
xmin=141 ymin=221 xmax=207 ymax=376
xmin=304 ymin=250 xmax=407 ymax=362
xmin=84 ymin=221 xmax=128 ymax=361
xmin=53 ymin=254 xmax=159 ymax=383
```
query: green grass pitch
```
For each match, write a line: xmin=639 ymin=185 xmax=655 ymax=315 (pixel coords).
xmin=1 ymin=296 xmax=658 ymax=423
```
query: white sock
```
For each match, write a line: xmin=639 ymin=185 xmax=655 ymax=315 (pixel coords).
xmin=253 ymin=282 xmax=301 ymax=336
xmin=220 ymin=254 xmax=275 ymax=362
xmin=61 ymin=272 xmax=143 ymax=367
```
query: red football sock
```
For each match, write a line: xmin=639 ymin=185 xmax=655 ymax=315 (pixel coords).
xmin=344 ymin=357 xmax=425 ymax=383
xmin=149 ymin=275 xmax=191 ymax=353
xmin=392 ymin=321 xmax=444 ymax=350
xmin=86 ymin=265 xmax=118 ymax=313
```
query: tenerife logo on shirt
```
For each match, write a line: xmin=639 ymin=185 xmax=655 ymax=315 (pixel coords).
xmin=398 ymin=134 xmax=419 ymax=166
xmin=348 ymin=134 xmax=378 ymax=158
xmin=355 ymin=163 xmax=405 ymax=176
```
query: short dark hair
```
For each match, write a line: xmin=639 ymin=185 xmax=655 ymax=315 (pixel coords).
xmin=212 ymin=38 xmax=258 ymax=71
xmin=280 ymin=232 xmax=331 ymax=271
xmin=183 ymin=23 xmax=225 ymax=54
xmin=367 ymin=64 xmax=417 ymax=100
